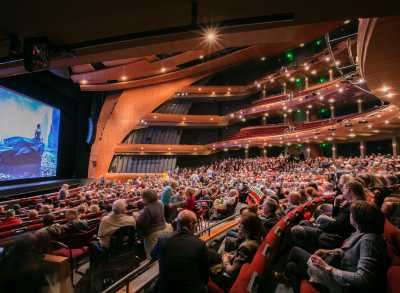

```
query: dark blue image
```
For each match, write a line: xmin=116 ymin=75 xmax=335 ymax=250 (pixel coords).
xmin=0 ymin=87 xmax=60 ymax=182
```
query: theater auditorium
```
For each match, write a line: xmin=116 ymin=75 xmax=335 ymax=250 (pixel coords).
xmin=1 ymin=3 xmax=400 ymax=293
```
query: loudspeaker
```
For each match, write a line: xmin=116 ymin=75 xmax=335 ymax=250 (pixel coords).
xmin=23 ymin=37 xmax=49 ymax=72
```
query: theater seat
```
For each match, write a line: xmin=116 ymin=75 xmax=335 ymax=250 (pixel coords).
xmin=387 ymin=266 xmax=400 ymax=293
xmin=208 ymin=279 xmax=224 ymax=293
xmin=300 ymin=279 xmax=319 ymax=293
xmin=52 ymin=246 xmax=89 ymax=258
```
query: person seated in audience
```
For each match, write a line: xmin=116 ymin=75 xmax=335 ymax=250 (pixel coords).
xmin=134 ymin=189 xmax=172 ymax=257
xmin=278 ymin=201 xmax=388 ymax=293
xmin=28 ymin=209 xmax=39 ymax=220
xmin=89 ymin=204 xmax=101 ymax=214
xmin=184 ymin=187 xmax=197 ymax=212
xmin=58 ymin=184 xmax=70 ymax=200
xmin=212 ymin=213 xmax=263 ymax=291
xmin=39 ymin=205 xmax=51 ymax=214
xmin=160 ymin=180 xmax=177 ymax=222
xmin=77 ymin=203 xmax=88 ymax=217
xmin=290 ymin=180 xmax=366 ymax=252
xmin=151 ymin=210 xmax=209 ymax=293
xmin=260 ymin=197 xmax=280 ymax=233
xmin=98 ymin=199 xmax=136 ymax=248
xmin=0 ymin=209 xmax=22 ymax=228
xmin=12 ymin=204 xmax=22 ymax=215
xmin=64 ymin=208 xmax=89 ymax=234
xmin=285 ymin=191 xmax=301 ymax=213
xmin=381 ymin=201 xmax=400 ymax=228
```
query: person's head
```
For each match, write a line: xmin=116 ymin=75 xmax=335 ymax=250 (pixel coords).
xmin=262 ymin=198 xmax=278 ymax=216
xmin=5 ymin=209 xmax=16 ymax=219
xmin=12 ymin=204 xmax=21 ymax=214
xmin=185 ymin=187 xmax=195 ymax=198
xmin=77 ymin=204 xmax=87 ymax=215
xmin=65 ymin=209 xmax=79 ymax=221
xmin=40 ymin=205 xmax=51 ymax=214
xmin=343 ymin=180 xmax=366 ymax=201
xmin=112 ymin=199 xmax=127 ymax=215
xmin=288 ymin=191 xmax=301 ymax=205
xmin=89 ymin=204 xmax=100 ymax=214
xmin=229 ymin=189 xmax=239 ymax=198
xmin=350 ymin=201 xmax=384 ymax=234
xmin=141 ymin=189 xmax=158 ymax=204
xmin=28 ymin=209 xmax=39 ymax=220
xmin=338 ymin=174 xmax=353 ymax=191
xmin=176 ymin=210 xmax=197 ymax=233
xmin=238 ymin=213 xmax=263 ymax=241
xmin=42 ymin=214 xmax=55 ymax=226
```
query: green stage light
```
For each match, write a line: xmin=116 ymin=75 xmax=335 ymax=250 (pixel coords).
xmin=316 ymin=39 xmax=323 ymax=46
xmin=319 ymin=77 xmax=327 ymax=83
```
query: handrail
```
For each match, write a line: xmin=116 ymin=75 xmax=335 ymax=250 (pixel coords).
xmin=101 ymin=214 xmax=240 ymax=293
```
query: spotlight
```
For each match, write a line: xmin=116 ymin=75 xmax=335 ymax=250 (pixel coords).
xmin=204 ymin=27 xmax=218 ymax=43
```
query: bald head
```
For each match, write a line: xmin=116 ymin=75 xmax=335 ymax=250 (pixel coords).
xmin=177 ymin=210 xmax=197 ymax=233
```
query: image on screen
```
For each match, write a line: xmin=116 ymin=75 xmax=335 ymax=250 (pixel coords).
xmin=0 ymin=86 xmax=60 ymax=182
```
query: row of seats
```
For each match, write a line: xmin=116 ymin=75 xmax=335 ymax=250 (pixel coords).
xmin=124 ymin=127 xmax=183 ymax=144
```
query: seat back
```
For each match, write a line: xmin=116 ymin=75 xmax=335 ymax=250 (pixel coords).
xmin=64 ymin=227 xmax=97 ymax=249
xmin=108 ymin=226 xmax=136 ymax=256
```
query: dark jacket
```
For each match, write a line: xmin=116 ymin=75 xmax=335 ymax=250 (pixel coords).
xmin=136 ymin=200 xmax=166 ymax=236
xmin=151 ymin=229 xmax=209 ymax=293
xmin=321 ymin=202 xmax=354 ymax=238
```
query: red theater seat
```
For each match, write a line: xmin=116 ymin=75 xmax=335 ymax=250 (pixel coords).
xmin=387 ymin=266 xmax=400 ymax=293
xmin=300 ymin=279 xmax=319 ymax=293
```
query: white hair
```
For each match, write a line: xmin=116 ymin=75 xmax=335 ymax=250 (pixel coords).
xmin=112 ymin=199 xmax=127 ymax=214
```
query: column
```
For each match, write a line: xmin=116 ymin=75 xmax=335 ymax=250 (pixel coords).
xmin=329 ymin=69 xmax=333 ymax=81
xmin=330 ymin=105 xmax=335 ymax=118
xmin=305 ymin=110 xmax=310 ymax=122
xmin=283 ymin=82 xmax=287 ymax=94
xmin=262 ymin=85 xmax=266 ymax=98
xmin=392 ymin=137 xmax=399 ymax=158
xmin=332 ymin=143 xmax=337 ymax=158
xmin=357 ymin=99 xmax=363 ymax=114
xmin=360 ymin=140 xmax=366 ymax=158
xmin=305 ymin=77 xmax=309 ymax=89
xmin=244 ymin=148 xmax=249 ymax=159
xmin=262 ymin=147 xmax=267 ymax=157
xmin=306 ymin=145 xmax=311 ymax=159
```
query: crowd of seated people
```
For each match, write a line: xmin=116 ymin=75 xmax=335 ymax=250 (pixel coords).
xmin=0 ymin=154 xmax=400 ymax=292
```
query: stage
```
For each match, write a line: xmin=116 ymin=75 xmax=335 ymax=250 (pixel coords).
xmin=0 ymin=178 xmax=90 ymax=201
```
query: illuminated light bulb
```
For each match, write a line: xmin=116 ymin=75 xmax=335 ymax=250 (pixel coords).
xmin=344 ymin=19 xmax=351 ymax=24
xmin=230 ymin=113 xmax=235 ymax=118
xmin=264 ymin=113 xmax=269 ymax=117
xmin=311 ymin=69 xmax=317 ymax=75
xmin=357 ymin=99 xmax=362 ymax=103
xmin=299 ymin=97 xmax=304 ymax=101
xmin=198 ymin=87 xmax=202 ymax=91
xmin=305 ymin=65 xmax=310 ymax=71
xmin=335 ymin=84 xmax=340 ymax=88
xmin=338 ymin=88 xmax=344 ymax=93
xmin=205 ymin=28 xmax=217 ymax=43
xmin=358 ymin=78 xmax=365 ymax=84
xmin=314 ymin=135 xmax=318 ymax=139
xmin=211 ymin=91 xmax=216 ymax=95
xmin=325 ymin=56 xmax=331 ymax=62
xmin=153 ymin=115 xmax=157 ymax=119
xmin=80 ymin=79 xmax=88 ymax=85
xmin=385 ymin=120 xmax=390 ymax=124
xmin=290 ymin=77 xmax=295 ymax=82
xmin=307 ymin=104 xmax=313 ymax=109
xmin=210 ymin=117 xmax=214 ymax=121
xmin=387 ymin=93 xmax=394 ymax=98
xmin=160 ymin=67 xmax=167 ymax=73
xmin=381 ymin=85 xmax=389 ymax=92
xmin=335 ymin=60 xmax=341 ymax=66
xmin=327 ymin=137 xmax=333 ymax=141
xmin=329 ymin=98 xmax=335 ymax=103
xmin=270 ymin=79 xmax=275 ymax=83
xmin=368 ymin=124 xmax=372 ymax=128
xmin=120 ymin=75 xmax=127 ymax=81
xmin=199 ymin=55 xmax=204 ymax=59
xmin=373 ymin=130 xmax=380 ymax=133
xmin=260 ymin=56 xmax=266 ymax=61
xmin=299 ymin=43 xmax=305 ymax=47
xmin=319 ymin=95 xmax=324 ymax=101
xmin=377 ymin=114 xmax=381 ymax=118
xmin=286 ymin=73 xmax=291 ymax=78
xmin=348 ymin=133 xmax=356 ymax=137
